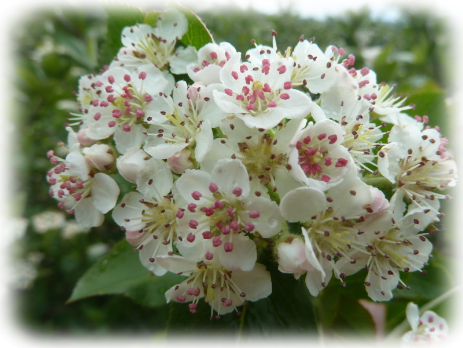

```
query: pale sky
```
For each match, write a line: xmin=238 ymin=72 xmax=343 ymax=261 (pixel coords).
xmin=206 ymin=0 xmax=463 ymax=21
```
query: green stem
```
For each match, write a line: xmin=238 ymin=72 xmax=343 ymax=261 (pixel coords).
xmin=237 ymin=303 xmax=248 ymax=341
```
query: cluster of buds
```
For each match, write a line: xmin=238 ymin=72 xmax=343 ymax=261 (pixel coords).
xmin=47 ymin=6 xmax=457 ymax=318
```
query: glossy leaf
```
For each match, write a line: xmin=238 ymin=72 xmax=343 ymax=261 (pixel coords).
xmin=68 ymin=239 xmax=183 ymax=308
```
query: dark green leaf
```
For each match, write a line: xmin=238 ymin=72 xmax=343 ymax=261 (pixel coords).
xmin=165 ymin=250 xmax=317 ymax=337
xmin=331 ymin=297 xmax=376 ymax=347
xmin=173 ymin=4 xmax=214 ymax=49
xmin=98 ymin=5 xmax=146 ymax=68
xmin=68 ymin=239 xmax=183 ymax=307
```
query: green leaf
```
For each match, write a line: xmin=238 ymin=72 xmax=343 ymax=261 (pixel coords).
xmin=331 ymin=297 xmax=376 ymax=347
xmin=144 ymin=11 xmax=162 ymax=27
xmin=165 ymin=250 xmax=317 ymax=337
xmin=98 ymin=5 xmax=146 ymax=68
xmin=405 ymin=81 xmax=448 ymax=129
xmin=172 ymin=4 xmax=214 ymax=49
xmin=68 ymin=239 xmax=183 ymax=307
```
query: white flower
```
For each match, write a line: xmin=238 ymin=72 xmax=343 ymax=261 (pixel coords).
xmin=378 ymin=123 xmax=457 ymax=216
xmin=287 ymin=40 xmax=340 ymax=94
xmin=110 ymin=8 xmax=195 ymax=73
xmin=61 ymin=221 xmax=90 ymax=239
xmin=47 ymin=144 xmax=120 ymax=228
xmin=0 ymin=216 xmax=27 ymax=248
xmin=348 ymin=67 xmax=418 ymax=126
xmin=287 ymin=114 xmax=353 ymax=191
xmin=31 ymin=211 xmax=66 ymax=233
xmin=319 ymin=70 xmax=384 ymax=171
xmin=81 ymin=65 xmax=171 ymax=153
xmin=156 ymin=255 xmax=272 ymax=317
xmin=112 ymin=158 xmax=178 ymax=276
xmin=87 ymin=243 xmax=110 ymax=259
xmin=187 ymin=42 xmax=239 ymax=85
xmin=245 ymin=35 xmax=340 ymax=94
xmin=174 ymin=159 xmax=282 ymax=271
xmin=144 ymin=81 xmax=227 ymax=163
xmin=279 ymin=173 xmax=388 ymax=295
xmin=201 ymin=115 xmax=303 ymax=198
xmin=0 ymin=260 xmax=38 ymax=289
xmin=336 ymin=210 xmax=432 ymax=302
xmin=401 ymin=302 xmax=448 ymax=345
xmin=213 ymin=54 xmax=312 ymax=129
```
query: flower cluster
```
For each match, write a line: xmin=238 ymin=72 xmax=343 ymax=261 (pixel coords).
xmin=46 ymin=6 xmax=457 ymax=318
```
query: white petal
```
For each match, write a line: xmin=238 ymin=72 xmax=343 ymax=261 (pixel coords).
xmin=406 ymin=302 xmax=420 ymax=331
xmin=175 ymin=169 xmax=212 ymax=205
xmin=155 ymin=255 xmax=196 ymax=274
xmin=194 ymin=119 xmax=213 ymax=162
xmin=240 ymin=196 xmax=282 ymax=238
xmin=280 ymin=187 xmax=326 ymax=222
xmin=210 ymin=159 xmax=250 ymax=197
xmin=231 ymin=263 xmax=272 ymax=301
xmin=136 ymin=158 xmax=173 ymax=200
xmin=74 ymin=197 xmax=104 ymax=228
xmin=92 ymin=173 xmax=120 ymax=214
xmin=154 ymin=7 xmax=188 ymax=43
xmin=114 ymin=124 xmax=146 ymax=154
xmin=139 ymin=239 xmax=169 ymax=276
xmin=169 ymin=46 xmax=198 ymax=74
xmin=112 ymin=191 xmax=146 ymax=231
xmin=218 ymin=233 xmax=257 ymax=271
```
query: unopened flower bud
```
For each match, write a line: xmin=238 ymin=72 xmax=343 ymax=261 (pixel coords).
xmin=83 ymin=144 xmax=115 ymax=171
xmin=166 ymin=149 xmax=194 ymax=174
xmin=116 ymin=148 xmax=147 ymax=183
xmin=77 ymin=128 xmax=97 ymax=146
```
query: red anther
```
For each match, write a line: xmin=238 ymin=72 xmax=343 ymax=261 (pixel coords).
xmin=191 ymin=191 xmax=202 ymax=200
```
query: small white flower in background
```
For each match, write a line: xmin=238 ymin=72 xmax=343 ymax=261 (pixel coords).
xmin=32 ymin=211 xmax=66 ymax=233
xmin=61 ymin=221 xmax=90 ymax=239
xmin=0 ymin=260 xmax=38 ymax=290
xmin=401 ymin=302 xmax=448 ymax=345
xmin=0 ymin=216 xmax=28 ymax=248
xmin=87 ymin=243 xmax=110 ymax=260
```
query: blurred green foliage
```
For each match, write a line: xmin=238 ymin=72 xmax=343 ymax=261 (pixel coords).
xmin=11 ymin=2 xmax=456 ymax=337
